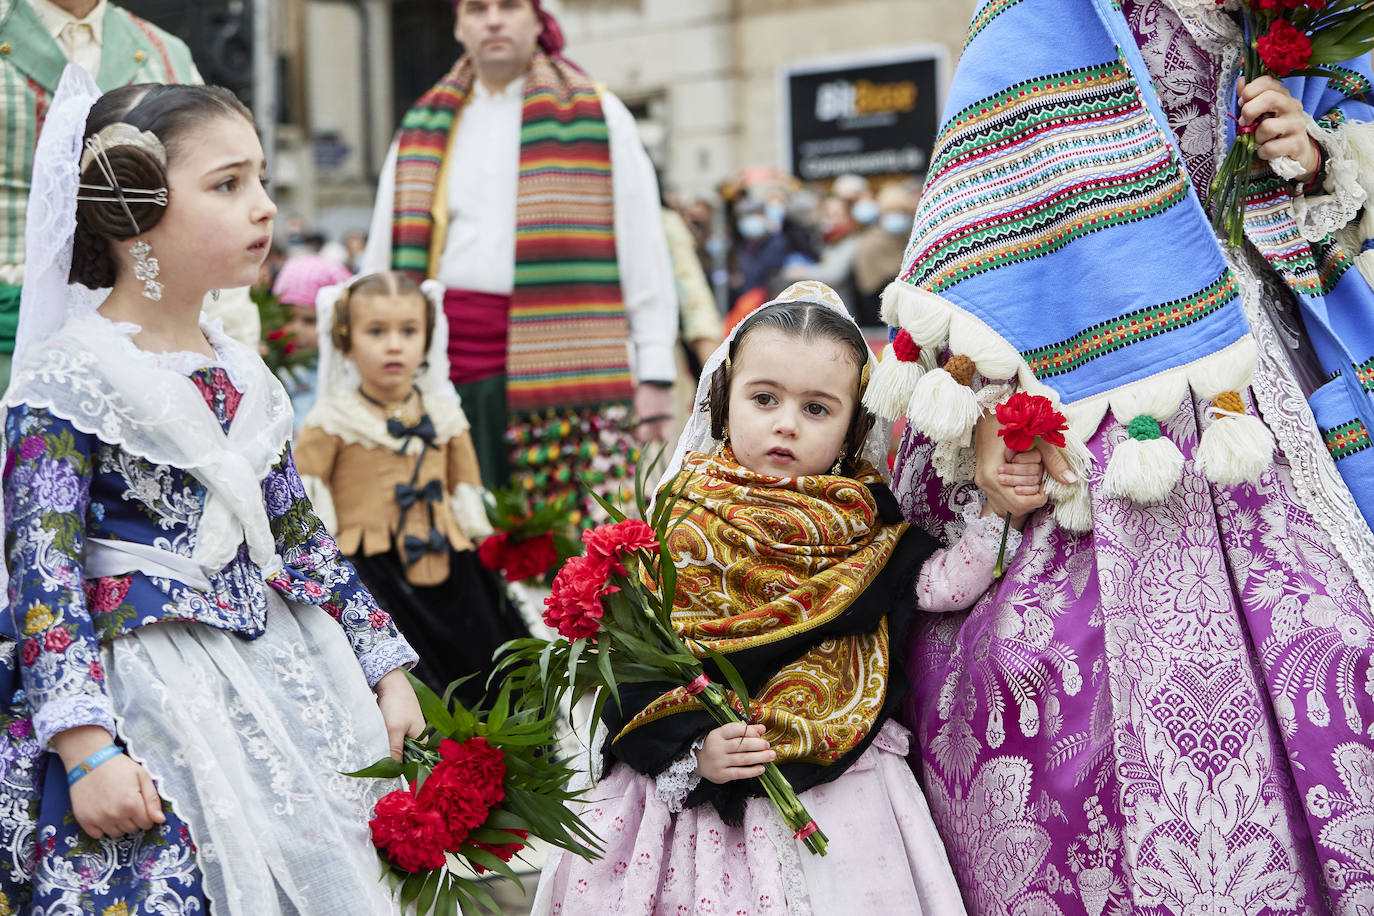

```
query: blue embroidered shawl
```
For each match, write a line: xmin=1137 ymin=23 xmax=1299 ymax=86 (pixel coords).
xmin=885 ymin=0 xmax=1374 ymax=523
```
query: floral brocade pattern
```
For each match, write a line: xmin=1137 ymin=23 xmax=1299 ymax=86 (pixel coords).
xmin=896 ymin=384 xmax=1374 ymax=915
xmin=1 ymin=365 xmax=411 ymax=914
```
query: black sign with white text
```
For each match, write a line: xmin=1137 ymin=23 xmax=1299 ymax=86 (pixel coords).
xmin=785 ymin=53 xmax=942 ymax=180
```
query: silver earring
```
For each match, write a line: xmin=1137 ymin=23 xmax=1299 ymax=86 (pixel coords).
xmin=130 ymin=240 xmax=163 ymax=301
xmin=210 ymin=288 xmax=221 ymax=302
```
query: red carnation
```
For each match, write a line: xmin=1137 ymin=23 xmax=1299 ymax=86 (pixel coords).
xmin=479 ymin=531 xmax=558 ymax=582
xmin=438 ymin=736 xmax=507 ymax=806
xmin=995 ymin=393 xmax=1068 ymax=453
xmin=582 ymin=519 xmax=658 ymax=571
xmin=415 ymin=758 xmax=490 ymax=849
xmin=369 ymin=789 xmax=450 ymax=873
xmin=1257 ymin=19 xmax=1312 ymax=77
xmin=472 ymin=829 xmax=529 ymax=874
xmin=543 ymin=554 xmax=613 ymax=641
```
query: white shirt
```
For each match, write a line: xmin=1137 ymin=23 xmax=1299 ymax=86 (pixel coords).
xmin=363 ymin=77 xmax=677 ymax=384
xmin=31 ymin=0 xmax=107 ymax=78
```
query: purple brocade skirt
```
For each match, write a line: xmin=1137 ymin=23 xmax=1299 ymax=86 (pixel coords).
xmin=896 ymin=388 xmax=1374 ymax=916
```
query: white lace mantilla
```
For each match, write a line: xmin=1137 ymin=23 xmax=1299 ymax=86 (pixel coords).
xmin=3 ymin=315 xmax=294 ymax=573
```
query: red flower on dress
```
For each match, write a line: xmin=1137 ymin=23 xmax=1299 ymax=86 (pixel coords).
xmin=995 ymin=393 xmax=1068 ymax=453
xmin=542 ymin=554 xmax=614 ymax=640
xmin=43 ymin=628 xmax=73 ymax=653
xmin=369 ymin=789 xmax=450 ymax=873
xmin=1257 ymin=19 xmax=1313 ymax=77
xmin=89 ymin=660 xmax=104 ymax=682
xmin=478 ymin=531 xmax=558 ymax=582
xmin=85 ymin=576 xmax=132 ymax=615
xmin=582 ymin=519 xmax=658 ymax=571
xmin=20 ymin=639 xmax=39 ymax=666
xmin=368 ymin=608 xmax=391 ymax=630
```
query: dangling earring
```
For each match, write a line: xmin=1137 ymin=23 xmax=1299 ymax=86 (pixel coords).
xmin=830 ymin=453 xmax=844 ymax=475
xmin=130 ymin=239 xmax=163 ymax=301
xmin=715 ymin=425 xmax=730 ymax=455
xmin=210 ymin=288 xmax=221 ymax=302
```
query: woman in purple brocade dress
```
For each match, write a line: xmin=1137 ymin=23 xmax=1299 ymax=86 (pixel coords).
xmin=894 ymin=2 xmax=1374 ymax=915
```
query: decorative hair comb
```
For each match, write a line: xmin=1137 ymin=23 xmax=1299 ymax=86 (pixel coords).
xmin=76 ymin=127 xmax=169 ymax=235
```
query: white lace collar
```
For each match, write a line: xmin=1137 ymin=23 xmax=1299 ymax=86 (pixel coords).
xmin=303 ymin=387 xmax=471 ymax=456
xmin=88 ymin=310 xmax=253 ymax=390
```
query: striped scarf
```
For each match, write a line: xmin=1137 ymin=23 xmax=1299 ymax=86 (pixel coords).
xmin=390 ymin=53 xmax=632 ymax=413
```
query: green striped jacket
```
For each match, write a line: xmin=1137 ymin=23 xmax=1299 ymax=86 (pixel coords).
xmin=0 ymin=0 xmax=199 ymax=282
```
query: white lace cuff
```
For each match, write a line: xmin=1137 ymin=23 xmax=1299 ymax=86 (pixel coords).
xmin=1290 ymin=114 xmax=1368 ymax=243
xmin=450 ymin=483 xmax=493 ymax=540
xmin=35 ymin=695 xmax=117 ymax=750
xmin=359 ymin=637 xmax=420 ymax=688
xmin=654 ymin=737 xmax=705 ymax=813
xmin=961 ymin=500 xmax=1024 ymax=556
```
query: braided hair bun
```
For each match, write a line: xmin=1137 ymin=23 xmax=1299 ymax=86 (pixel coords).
xmin=68 ymin=82 xmax=253 ymax=290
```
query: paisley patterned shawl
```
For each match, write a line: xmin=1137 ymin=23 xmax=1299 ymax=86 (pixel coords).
xmin=607 ymin=448 xmax=938 ymax=819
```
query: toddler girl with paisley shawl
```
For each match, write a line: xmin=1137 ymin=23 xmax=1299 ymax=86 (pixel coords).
xmin=533 ymin=281 xmax=1047 ymax=915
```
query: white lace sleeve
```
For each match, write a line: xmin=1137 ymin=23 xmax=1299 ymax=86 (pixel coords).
xmin=450 ymin=482 xmax=493 ymax=540
xmin=1289 ymin=114 xmax=1368 ymax=242
xmin=915 ymin=502 xmax=1021 ymax=612
xmin=653 ymin=737 xmax=705 ymax=813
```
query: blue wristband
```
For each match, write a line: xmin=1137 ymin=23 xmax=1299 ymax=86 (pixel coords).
xmin=66 ymin=744 xmax=122 ymax=787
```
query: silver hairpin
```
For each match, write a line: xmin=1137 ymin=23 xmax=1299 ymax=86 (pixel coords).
xmin=76 ymin=185 xmax=168 ymax=206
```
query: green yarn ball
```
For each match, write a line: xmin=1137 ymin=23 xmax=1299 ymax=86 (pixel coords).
xmin=1127 ymin=415 xmax=1163 ymax=441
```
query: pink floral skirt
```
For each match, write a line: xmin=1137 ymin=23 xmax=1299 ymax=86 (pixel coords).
xmin=532 ymin=720 xmax=967 ymax=915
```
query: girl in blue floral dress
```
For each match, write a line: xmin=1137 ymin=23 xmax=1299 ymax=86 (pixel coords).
xmin=0 ymin=67 xmax=421 ymax=914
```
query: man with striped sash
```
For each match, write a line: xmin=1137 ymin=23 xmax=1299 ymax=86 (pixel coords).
xmin=363 ymin=0 xmax=677 ymax=523
xmin=0 ymin=0 xmax=201 ymax=392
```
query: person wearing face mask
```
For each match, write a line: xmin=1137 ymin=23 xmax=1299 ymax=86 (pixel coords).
xmin=783 ymin=190 xmax=861 ymax=307
xmin=852 ymin=183 xmax=918 ymax=326
xmin=850 ymin=194 xmax=881 ymax=229
xmin=728 ymin=196 xmax=790 ymax=310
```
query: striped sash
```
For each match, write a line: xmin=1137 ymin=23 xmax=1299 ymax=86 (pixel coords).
xmin=390 ymin=53 xmax=632 ymax=414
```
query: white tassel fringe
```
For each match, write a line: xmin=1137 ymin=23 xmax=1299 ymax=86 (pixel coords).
xmin=1196 ymin=412 xmax=1276 ymax=486
xmin=1102 ymin=436 xmax=1184 ymax=504
xmin=864 ymin=345 xmax=929 ymax=421
xmin=881 ymin=280 xmax=953 ymax=346
xmin=906 ymin=369 xmax=982 ymax=444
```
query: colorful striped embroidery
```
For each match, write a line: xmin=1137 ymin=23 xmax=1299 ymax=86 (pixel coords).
xmin=1356 ymin=356 xmax=1374 ymax=393
xmin=1323 ymin=65 xmax=1372 ymax=102
xmin=965 ymin=0 xmax=1032 ymax=49
xmin=1023 ymin=272 xmax=1237 ymax=379
xmin=904 ymin=60 xmax=1188 ymax=295
xmin=1323 ymin=419 xmax=1371 ymax=461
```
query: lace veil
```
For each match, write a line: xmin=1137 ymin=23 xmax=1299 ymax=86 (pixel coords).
xmin=658 ymin=280 xmax=892 ymax=492
xmin=1 ymin=65 xmax=294 ymax=602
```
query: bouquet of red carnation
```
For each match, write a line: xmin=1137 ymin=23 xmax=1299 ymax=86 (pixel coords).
xmin=477 ymin=486 xmax=580 ymax=583
xmin=350 ymin=675 xmax=599 ymax=914
xmin=993 ymin=392 xmax=1068 ymax=576
xmin=1209 ymin=0 xmax=1374 ymax=246
xmin=498 ymin=470 xmax=830 ymax=856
